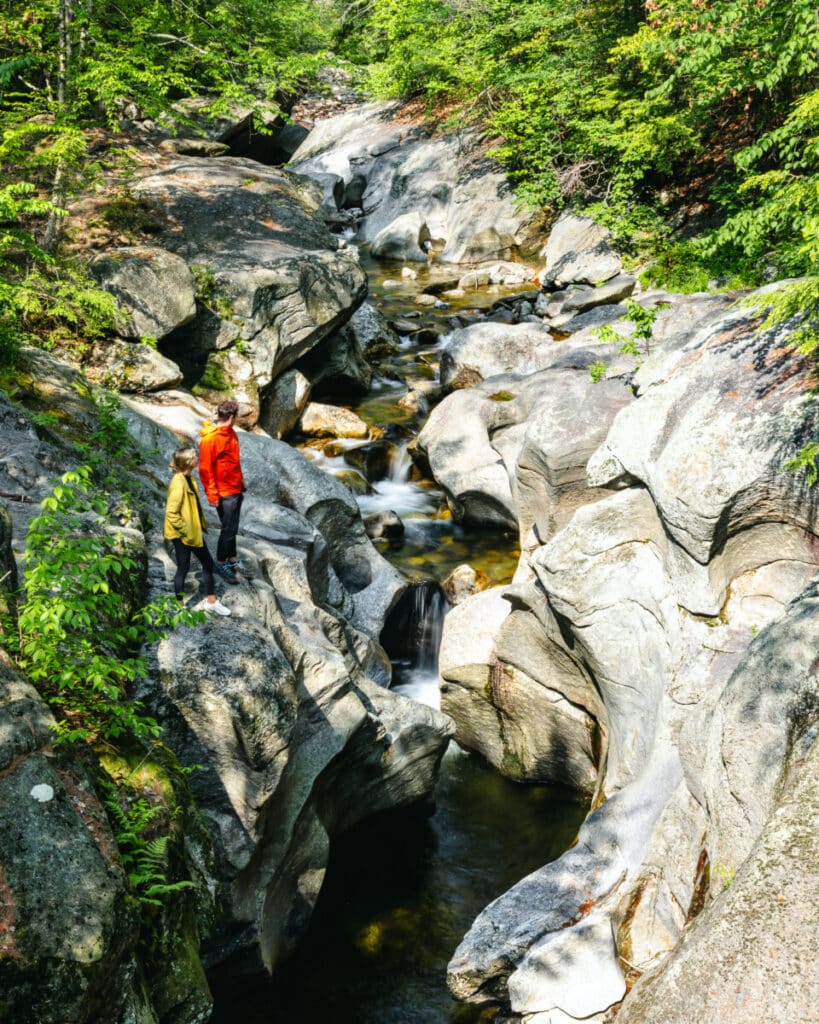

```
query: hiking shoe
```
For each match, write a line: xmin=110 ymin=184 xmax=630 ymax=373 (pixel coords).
xmin=231 ymin=559 xmax=254 ymax=580
xmin=199 ymin=598 xmax=231 ymax=617
xmin=216 ymin=561 xmax=240 ymax=584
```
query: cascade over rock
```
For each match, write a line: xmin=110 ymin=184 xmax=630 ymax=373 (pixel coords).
xmin=289 ymin=101 xmax=539 ymax=264
xmin=443 ymin=284 xmax=819 ymax=1021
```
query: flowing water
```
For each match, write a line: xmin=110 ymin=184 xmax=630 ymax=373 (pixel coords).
xmin=211 ymin=250 xmax=588 ymax=1021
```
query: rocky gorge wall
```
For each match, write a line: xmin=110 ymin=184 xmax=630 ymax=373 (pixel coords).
xmin=1 ymin=93 xmax=817 ymax=1024
xmin=425 ymin=239 xmax=819 ymax=1019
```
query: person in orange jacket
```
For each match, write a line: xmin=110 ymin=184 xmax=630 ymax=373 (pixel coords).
xmin=198 ymin=399 xmax=254 ymax=585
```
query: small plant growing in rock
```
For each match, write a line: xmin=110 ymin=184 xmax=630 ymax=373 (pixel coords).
xmin=711 ymin=862 xmax=736 ymax=890
xmin=73 ymin=389 xmax=143 ymax=495
xmin=589 ymin=299 xmax=667 ymax=381
xmin=101 ymin=779 xmax=195 ymax=907
xmin=785 ymin=440 xmax=819 ymax=487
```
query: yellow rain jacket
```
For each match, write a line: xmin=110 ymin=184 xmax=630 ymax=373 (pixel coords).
xmin=164 ymin=472 xmax=208 ymax=547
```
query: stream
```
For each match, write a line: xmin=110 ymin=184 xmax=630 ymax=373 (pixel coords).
xmin=211 ymin=251 xmax=588 ymax=1022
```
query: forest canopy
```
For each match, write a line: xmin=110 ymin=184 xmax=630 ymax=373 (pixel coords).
xmin=0 ymin=0 xmax=817 ymax=357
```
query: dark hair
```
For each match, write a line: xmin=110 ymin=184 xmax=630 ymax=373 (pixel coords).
xmin=216 ymin=399 xmax=239 ymax=422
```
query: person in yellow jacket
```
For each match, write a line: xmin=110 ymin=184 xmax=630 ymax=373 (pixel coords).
xmin=164 ymin=447 xmax=231 ymax=616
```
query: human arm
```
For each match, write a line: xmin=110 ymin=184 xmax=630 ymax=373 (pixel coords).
xmin=198 ymin=436 xmax=220 ymax=505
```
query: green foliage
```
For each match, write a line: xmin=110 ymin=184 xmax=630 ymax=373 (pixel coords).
xmin=0 ymin=0 xmax=333 ymax=358
xmin=711 ymin=862 xmax=736 ymax=891
xmin=101 ymin=779 xmax=195 ymax=907
xmin=74 ymin=389 xmax=144 ymax=492
xmin=785 ymin=442 xmax=819 ymax=487
xmin=10 ymin=467 xmax=202 ymax=744
xmin=591 ymin=298 xmax=665 ymax=378
xmin=348 ymin=0 xmax=819 ymax=289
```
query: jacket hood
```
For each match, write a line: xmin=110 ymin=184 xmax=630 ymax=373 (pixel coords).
xmin=200 ymin=420 xmax=231 ymax=440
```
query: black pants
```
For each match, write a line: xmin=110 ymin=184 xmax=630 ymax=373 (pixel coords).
xmin=172 ymin=538 xmax=215 ymax=598
xmin=216 ymin=492 xmax=243 ymax=563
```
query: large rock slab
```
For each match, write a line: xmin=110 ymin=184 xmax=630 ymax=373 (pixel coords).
xmin=132 ymin=157 xmax=368 ymax=407
xmin=619 ymin=709 xmax=819 ymax=1024
xmin=439 ymin=588 xmax=599 ymax=790
xmin=120 ymin=392 xmax=405 ymax=639
xmin=89 ymin=246 xmax=196 ymax=340
xmin=141 ymin=539 xmax=453 ymax=976
xmin=290 ymin=101 xmax=539 ymax=265
xmin=0 ymin=656 xmax=136 ymax=1024
xmin=417 ymin=353 xmax=632 ymax=534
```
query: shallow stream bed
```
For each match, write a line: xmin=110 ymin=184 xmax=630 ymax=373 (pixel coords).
xmin=211 ymin=251 xmax=587 ymax=1021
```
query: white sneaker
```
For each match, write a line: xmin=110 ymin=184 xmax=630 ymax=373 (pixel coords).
xmin=199 ymin=598 xmax=231 ymax=617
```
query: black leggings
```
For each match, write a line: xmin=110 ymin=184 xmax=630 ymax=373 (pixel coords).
xmin=172 ymin=538 xmax=215 ymax=598
xmin=216 ymin=492 xmax=243 ymax=563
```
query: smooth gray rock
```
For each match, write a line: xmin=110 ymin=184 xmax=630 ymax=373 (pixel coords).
xmin=618 ymin=725 xmax=819 ymax=1024
xmin=698 ymin=579 xmax=819 ymax=874
xmin=143 ymin=580 xmax=453 ymax=973
xmin=87 ymin=338 xmax=184 ymax=392
xmin=588 ymin=285 xmax=819 ymax=581
xmin=418 ymin=354 xmax=632 ymax=534
xmin=544 ymin=274 xmax=637 ymax=319
xmin=90 ymin=246 xmax=197 ymax=340
xmin=291 ymin=101 xmax=539 ymax=265
xmin=416 ymin=384 xmax=519 ymax=529
xmin=132 ymin=158 xmax=368 ymax=392
xmin=439 ymin=588 xmax=598 ymax=789
xmin=445 ymin=287 xmax=819 ymax=1021
xmin=371 ymin=211 xmax=431 ymax=263
xmin=513 ymin=373 xmax=633 ymax=548
xmin=258 ymin=368 xmax=312 ymax=439
xmin=538 ymin=211 xmax=622 ymax=287
xmin=440 ymin=322 xmax=555 ymax=389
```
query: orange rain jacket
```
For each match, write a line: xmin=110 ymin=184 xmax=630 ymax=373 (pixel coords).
xmin=198 ymin=421 xmax=245 ymax=504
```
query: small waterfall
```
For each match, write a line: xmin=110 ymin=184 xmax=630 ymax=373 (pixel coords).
xmin=385 ymin=583 xmax=448 ymax=708
xmin=415 ymin=586 xmax=446 ymax=675
xmin=387 ymin=442 xmax=413 ymax=483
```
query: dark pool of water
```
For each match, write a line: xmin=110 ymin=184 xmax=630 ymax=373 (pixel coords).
xmin=210 ymin=749 xmax=587 ymax=1024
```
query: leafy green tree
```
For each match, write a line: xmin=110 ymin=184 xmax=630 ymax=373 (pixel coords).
xmin=0 ymin=0 xmax=335 ymax=360
xmin=8 ymin=466 xmax=198 ymax=744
